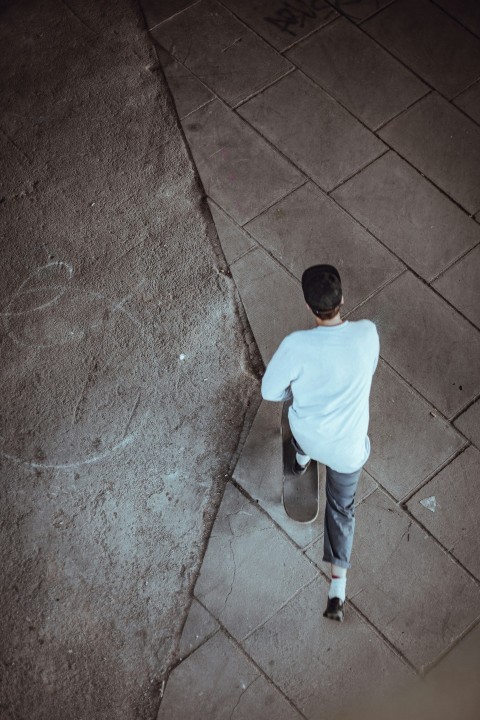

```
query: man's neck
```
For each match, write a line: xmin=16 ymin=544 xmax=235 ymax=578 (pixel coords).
xmin=314 ymin=314 xmax=343 ymax=327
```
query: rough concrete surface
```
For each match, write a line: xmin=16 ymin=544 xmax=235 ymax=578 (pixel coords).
xmin=0 ymin=1 xmax=260 ymax=718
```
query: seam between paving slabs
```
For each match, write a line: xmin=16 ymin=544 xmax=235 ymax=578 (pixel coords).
xmin=451 ymin=95 xmax=480 ymax=135
xmin=451 ymin=392 xmax=480 ymax=424
xmin=452 ymin=82 xmax=480 ymax=122
xmin=429 ymin=239 xmax=480 ymax=285
xmin=145 ymin=0 xmax=202 ymax=32
xmin=272 ymin=9 xmax=339 ymax=54
xmin=325 ymin=147 xmax=391 ymax=194
xmin=429 ymin=0 xmax=480 ymax=41
xmin=398 ymin=442 xmax=471 ymax=506
xmin=231 ymin=66 xmax=297 ymax=110
xmin=340 ymin=0 xmax=399 ymax=26
xmin=374 ymin=353 xmax=475 ymax=429
xmin=421 ymin=615 xmax=480 ymax=675
xmin=377 ymin=346 xmax=480 ymax=424
xmin=400 ymin=495 xmax=480 ymax=589
xmin=343 ymin=243 xmax=480 ymax=341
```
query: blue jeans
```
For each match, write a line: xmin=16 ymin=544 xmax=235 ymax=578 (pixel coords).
xmin=292 ymin=436 xmax=362 ymax=569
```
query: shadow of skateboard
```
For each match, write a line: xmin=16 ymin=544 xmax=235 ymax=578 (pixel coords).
xmin=282 ymin=402 xmax=321 ymax=523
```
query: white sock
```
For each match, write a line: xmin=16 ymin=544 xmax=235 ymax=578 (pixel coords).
xmin=331 ymin=564 xmax=347 ymax=579
xmin=295 ymin=452 xmax=310 ymax=467
xmin=328 ymin=577 xmax=346 ymax=602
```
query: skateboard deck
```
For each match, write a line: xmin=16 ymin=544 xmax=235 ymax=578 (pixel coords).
xmin=282 ymin=403 xmax=319 ymax=523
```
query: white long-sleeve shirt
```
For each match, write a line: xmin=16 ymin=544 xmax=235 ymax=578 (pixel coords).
xmin=261 ymin=320 xmax=379 ymax=473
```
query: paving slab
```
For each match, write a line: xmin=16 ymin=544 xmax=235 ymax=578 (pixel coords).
xmin=454 ymin=399 xmax=480 ymax=448
xmin=432 ymin=244 xmax=480 ymax=328
xmin=367 ymin=361 xmax=466 ymax=500
xmin=287 ymin=17 xmax=427 ymax=130
xmin=352 ymin=271 xmax=480 ymax=418
xmin=154 ymin=46 xmax=214 ymax=119
xmin=243 ymin=577 xmax=412 ymax=720
xmin=363 ymin=0 xmax=480 ymax=99
xmin=306 ymin=489 xmax=480 ymax=669
xmin=229 ymin=247 xmax=312 ymax=363
xmin=238 ymin=71 xmax=386 ymax=192
xmin=454 ymin=79 xmax=480 ymax=125
xmin=244 ymin=182 xmax=402 ymax=313
xmin=407 ymin=446 xmax=480 ymax=579
xmin=182 ymin=99 xmax=303 ymax=225
xmin=178 ymin=599 xmax=219 ymax=660
xmin=221 ymin=0 xmax=337 ymax=51
xmin=207 ymin=200 xmax=256 ymax=266
xmin=151 ymin=0 xmax=292 ymax=106
xmin=158 ymin=631 xmax=302 ymax=720
xmin=432 ymin=0 xmax=480 ymax=38
xmin=378 ymin=93 xmax=480 ymax=215
xmin=332 ymin=151 xmax=480 ymax=281
xmin=194 ymin=483 xmax=317 ymax=640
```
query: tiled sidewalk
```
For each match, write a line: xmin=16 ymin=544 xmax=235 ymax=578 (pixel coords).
xmin=144 ymin=1 xmax=480 ymax=717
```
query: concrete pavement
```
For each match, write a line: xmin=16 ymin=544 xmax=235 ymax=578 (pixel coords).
xmin=149 ymin=0 xmax=480 ymax=717
xmin=0 ymin=1 xmax=260 ymax=718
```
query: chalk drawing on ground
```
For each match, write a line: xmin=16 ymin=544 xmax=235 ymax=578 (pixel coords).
xmin=0 ymin=264 xmax=156 ymax=469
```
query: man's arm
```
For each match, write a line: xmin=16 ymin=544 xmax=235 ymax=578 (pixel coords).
xmin=372 ymin=325 xmax=380 ymax=374
xmin=261 ymin=337 xmax=295 ymax=402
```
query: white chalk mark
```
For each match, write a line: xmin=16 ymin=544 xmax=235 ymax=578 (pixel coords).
xmin=6 ymin=326 xmax=84 ymax=349
xmin=1 ymin=434 xmax=136 ymax=470
xmin=111 ymin=279 xmax=147 ymax=312
xmin=71 ymin=372 xmax=92 ymax=427
xmin=0 ymin=261 xmax=73 ymax=317
xmin=122 ymin=391 xmax=141 ymax=440
xmin=0 ymin=278 xmax=158 ymax=469
xmin=420 ymin=496 xmax=437 ymax=512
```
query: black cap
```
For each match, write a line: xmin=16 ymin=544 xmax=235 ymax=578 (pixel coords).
xmin=301 ymin=265 xmax=342 ymax=313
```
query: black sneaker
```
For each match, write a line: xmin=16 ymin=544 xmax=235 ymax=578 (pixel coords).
xmin=323 ymin=597 xmax=344 ymax=622
xmin=292 ymin=458 xmax=311 ymax=475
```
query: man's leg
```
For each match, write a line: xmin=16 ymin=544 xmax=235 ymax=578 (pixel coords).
xmin=290 ymin=435 xmax=311 ymax=475
xmin=322 ymin=465 xmax=362 ymax=621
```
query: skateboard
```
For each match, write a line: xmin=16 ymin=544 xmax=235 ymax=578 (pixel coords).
xmin=282 ymin=402 xmax=320 ymax=523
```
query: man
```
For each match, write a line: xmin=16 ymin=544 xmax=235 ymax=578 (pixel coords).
xmin=261 ymin=265 xmax=379 ymax=622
